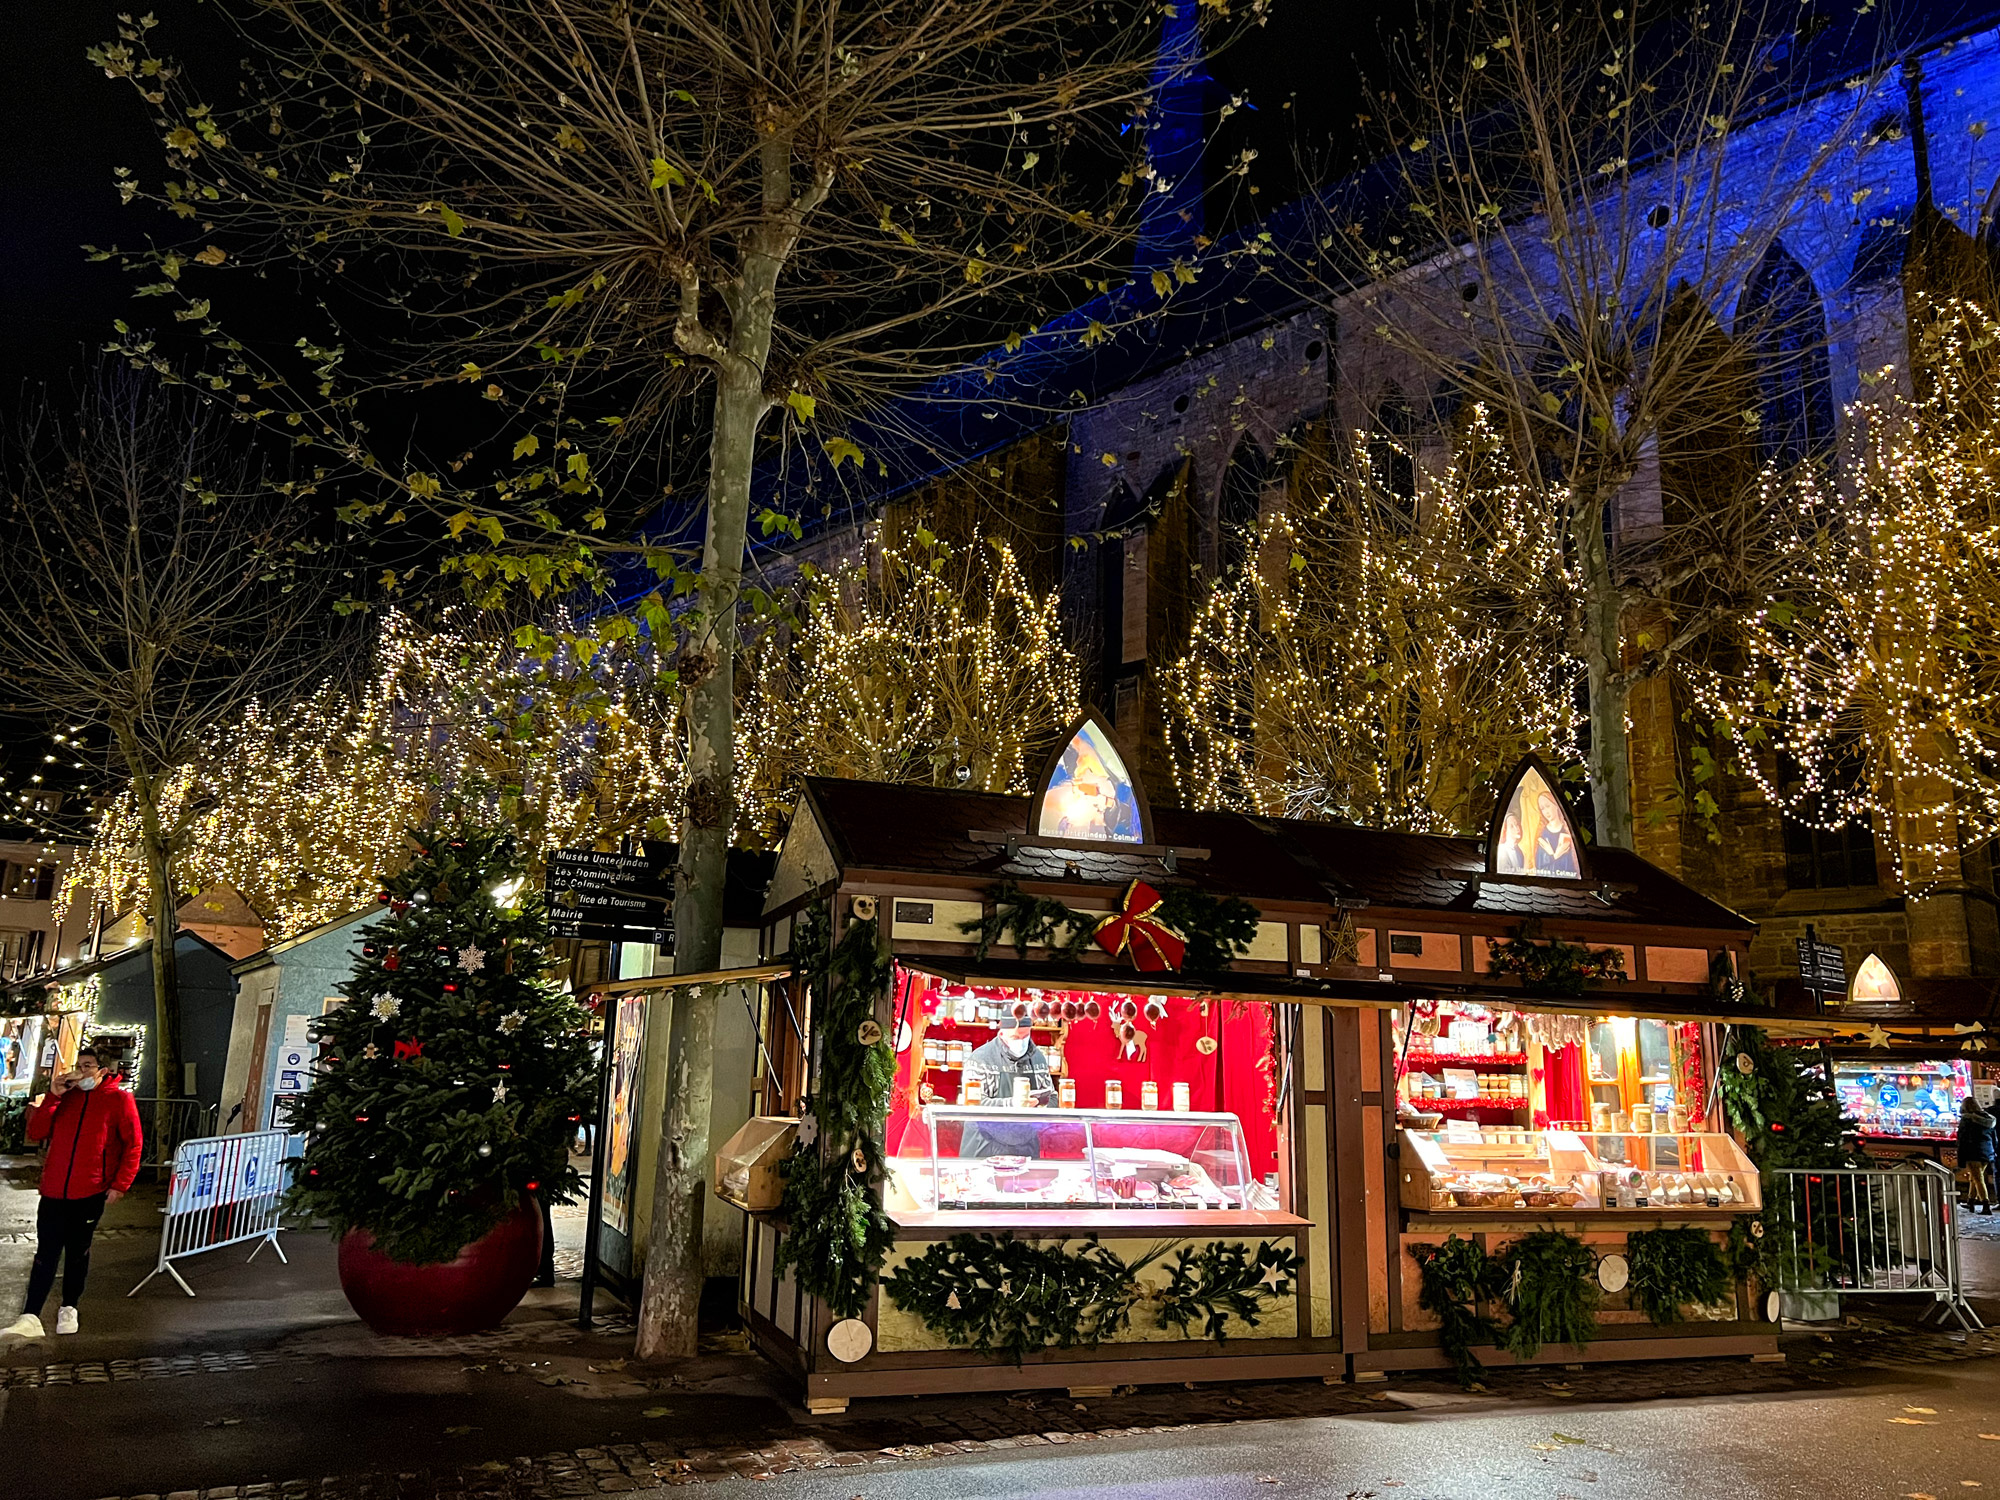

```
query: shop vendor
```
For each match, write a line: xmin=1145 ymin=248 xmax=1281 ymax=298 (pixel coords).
xmin=961 ymin=1013 xmax=1058 ymax=1157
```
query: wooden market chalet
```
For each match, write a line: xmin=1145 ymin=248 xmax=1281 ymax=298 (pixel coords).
xmin=724 ymin=714 xmax=1779 ymax=1411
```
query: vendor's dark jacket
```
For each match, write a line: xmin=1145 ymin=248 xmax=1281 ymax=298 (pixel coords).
xmin=960 ymin=1036 xmax=1056 ymax=1158
xmin=1960 ymin=1104 xmax=1998 ymax=1164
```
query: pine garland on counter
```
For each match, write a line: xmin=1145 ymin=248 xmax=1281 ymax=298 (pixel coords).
xmin=772 ymin=901 xmax=896 ymax=1320
xmin=882 ymin=1232 xmax=1302 ymax=1363
xmin=1625 ymin=1227 xmax=1731 ymax=1324
xmin=1498 ymin=1230 xmax=1601 ymax=1360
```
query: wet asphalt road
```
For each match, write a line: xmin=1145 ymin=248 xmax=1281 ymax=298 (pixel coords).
xmin=682 ymin=1372 xmax=2000 ymax=1500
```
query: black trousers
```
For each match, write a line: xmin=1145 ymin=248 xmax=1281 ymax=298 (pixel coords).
xmin=23 ymin=1193 xmax=108 ymax=1315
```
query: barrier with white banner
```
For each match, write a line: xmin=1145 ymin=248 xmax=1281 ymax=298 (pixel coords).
xmin=130 ymin=1129 xmax=293 ymax=1297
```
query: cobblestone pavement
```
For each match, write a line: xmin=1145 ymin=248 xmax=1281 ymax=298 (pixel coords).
xmin=30 ymin=1317 xmax=2000 ymax=1500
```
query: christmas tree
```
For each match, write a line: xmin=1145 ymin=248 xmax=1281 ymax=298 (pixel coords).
xmin=287 ymin=821 xmax=596 ymax=1263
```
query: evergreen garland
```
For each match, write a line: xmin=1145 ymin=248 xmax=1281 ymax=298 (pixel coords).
xmin=1498 ymin=1229 xmax=1600 ymax=1360
xmin=881 ymin=1232 xmax=1302 ymax=1362
xmin=961 ymin=880 xmax=1260 ymax=975
xmin=1153 ymin=1238 xmax=1302 ymax=1340
xmin=882 ymin=1233 xmax=1150 ymax=1363
xmin=1153 ymin=886 xmax=1261 ymax=977
xmin=960 ymin=881 xmax=1095 ymax=962
xmin=771 ymin=902 xmax=897 ymax=1320
xmin=1483 ymin=921 xmax=1626 ymax=998
xmin=1409 ymin=1234 xmax=1506 ymax=1387
xmin=284 ymin=820 xmax=596 ymax=1264
xmin=1625 ymin=1227 xmax=1732 ymax=1324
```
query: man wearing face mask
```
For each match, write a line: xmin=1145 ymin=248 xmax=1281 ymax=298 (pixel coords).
xmin=2 ymin=1042 xmax=143 ymax=1340
xmin=960 ymin=1014 xmax=1057 ymax=1159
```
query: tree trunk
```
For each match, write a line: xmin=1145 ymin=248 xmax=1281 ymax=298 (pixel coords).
xmin=1578 ymin=504 xmax=1635 ymax=851
xmin=636 ymin=367 xmax=771 ymax=1359
xmin=133 ymin=774 xmax=183 ymax=1154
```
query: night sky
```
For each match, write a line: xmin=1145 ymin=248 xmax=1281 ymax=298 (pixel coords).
xmin=0 ymin=0 xmax=1387 ymax=838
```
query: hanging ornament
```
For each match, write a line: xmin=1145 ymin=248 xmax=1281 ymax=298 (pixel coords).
xmin=434 ymin=943 xmax=452 ymax=955
xmin=360 ymin=1043 xmax=380 ymax=1061
xmin=1143 ymin=999 xmax=1166 ymax=1024
xmin=498 ymin=1010 xmax=526 ymax=1034
xmin=1084 ymin=999 xmax=1102 ymax=1020
xmin=1734 ymin=1053 xmax=1756 ymax=1075
xmin=1196 ymin=1036 xmax=1219 ymax=1056
xmin=856 ymin=1019 xmax=884 ymax=1047
xmin=393 ymin=1038 xmax=424 ymax=1061
xmin=383 ymin=948 xmax=402 ymax=972
xmin=492 ymin=1080 xmax=509 ymax=1102
xmin=362 ymin=944 xmax=379 ymax=959
xmin=797 ymin=1113 xmax=819 ymax=1147
xmin=457 ymin=944 xmax=487 ymax=973
xmin=390 ymin=900 xmax=410 ymax=916
xmin=946 ymin=1290 xmax=962 ymax=1311
xmin=376 ymin=890 xmax=392 ymax=905
xmin=851 ymin=1145 xmax=868 ymax=1173
xmin=443 ymin=982 xmax=460 ymax=994
xmin=371 ymin=995 xmax=403 ymax=1020
xmin=477 ymin=1143 xmax=493 ymax=1158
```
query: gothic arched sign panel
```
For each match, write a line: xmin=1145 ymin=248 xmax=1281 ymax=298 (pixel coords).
xmin=1488 ymin=758 xmax=1587 ymax=881
xmin=1031 ymin=712 xmax=1149 ymax=845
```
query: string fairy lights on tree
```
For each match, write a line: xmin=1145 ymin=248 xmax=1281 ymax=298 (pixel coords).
xmin=738 ymin=529 xmax=1083 ymax=838
xmin=1163 ymin=409 xmax=1584 ymax=832
xmin=1695 ymin=296 xmax=2000 ymax=892
xmin=65 ymin=611 xmax=687 ymax=942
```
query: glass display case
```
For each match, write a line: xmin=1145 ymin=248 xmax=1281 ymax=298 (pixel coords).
xmin=1834 ymin=1060 xmax=1970 ymax=1141
xmin=889 ymin=1104 xmax=1280 ymax=1214
xmin=1398 ymin=1127 xmax=1761 ymax=1212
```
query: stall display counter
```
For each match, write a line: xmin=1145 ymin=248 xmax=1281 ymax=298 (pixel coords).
xmin=1398 ymin=1127 xmax=1760 ymax=1214
xmin=889 ymin=1104 xmax=1284 ymax=1217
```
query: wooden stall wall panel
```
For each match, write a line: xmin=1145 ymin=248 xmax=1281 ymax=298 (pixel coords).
xmin=1395 ymin=1232 xmax=1441 ymax=1331
xmin=1644 ymin=946 xmax=1712 ymax=983
xmin=1386 ymin=931 xmax=1463 ymax=970
xmin=1327 ymin=1009 xmax=1371 ymax=1354
xmin=755 ymin=1224 xmax=780 ymax=1321
xmin=1305 ymin=1103 xmax=1334 ymax=1338
xmin=776 ymin=1259 xmax=801 ymax=1339
xmin=1362 ymin=1103 xmax=1391 ymax=1334
xmin=1358 ymin=1008 xmax=1382 ymax=1094
xmin=1300 ymin=1005 xmax=1325 ymax=1094
xmin=872 ymin=1236 xmax=1304 ymax=1354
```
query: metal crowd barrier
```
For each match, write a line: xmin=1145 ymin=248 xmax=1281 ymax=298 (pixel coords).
xmin=130 ymin=1096 xmax=219 ymax=1173
xmin=1770 ymin=1160 xmax=1983 ymax=1330
xmin=129 ymin=1129 xmax=292 ymax=1297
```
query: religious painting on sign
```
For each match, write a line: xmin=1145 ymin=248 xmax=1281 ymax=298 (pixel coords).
xmin=1492 ymin=763 xmax=1582 ymax=879
xmin=1849 ymin=954 xmax=1900 ymax=1008
xmin=1036 ymin=717 xmax=1144 ymax=844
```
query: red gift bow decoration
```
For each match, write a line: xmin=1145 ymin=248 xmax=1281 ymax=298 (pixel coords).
xmin=1093 ymin=881 xmax=1187 ymax=973
xmin=393 ymin=1038 xmax=424 ymax=1061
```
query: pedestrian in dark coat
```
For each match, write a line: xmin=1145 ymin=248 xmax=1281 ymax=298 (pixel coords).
xmin=1958 ymin=1097 xmax=1997 ymax=1213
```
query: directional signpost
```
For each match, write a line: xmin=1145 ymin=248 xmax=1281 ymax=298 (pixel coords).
xmin=544 ymin=845 xmax=674 ymax=949
xmin=1796 ymin=925 xmax=1846 ymax=1014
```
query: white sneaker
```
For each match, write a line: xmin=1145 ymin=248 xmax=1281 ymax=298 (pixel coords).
xmin=2 ymin=1313 xmax=45 ymax=1340
xmin=54 ymin=1306 xmax=78 ymax=1335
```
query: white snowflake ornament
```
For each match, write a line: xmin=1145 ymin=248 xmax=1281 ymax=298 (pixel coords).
xmin=498 ymin=1010 xmax=526 ymax=1035
xmin=797 ymin=1113 xmax=819 ymax=1147
xmin=371 ymin=996 xmax=402 ymax=1020
xmin=457 ymin=944 xmax=487 ymax=973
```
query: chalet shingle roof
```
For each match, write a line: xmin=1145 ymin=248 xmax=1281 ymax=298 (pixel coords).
xmin=798 ymin=778 xmax=1753 ymax=935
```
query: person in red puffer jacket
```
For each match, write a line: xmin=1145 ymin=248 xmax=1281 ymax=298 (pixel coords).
xmin=2 ymin=1040 xmax=143 ymax=1340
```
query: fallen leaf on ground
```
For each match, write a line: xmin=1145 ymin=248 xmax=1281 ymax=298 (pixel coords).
xmin=1257 ymin=1480 xmax=1280 ymax=1488
xmin=1904 ymin=1406 xmax=1938 ymax=1414
xmin=1902 ymin=1493 xmax=1935 ymax=1500
xmin=1889 ymin=1418 xmax=1937 ymax=1426
xmin=590 ymin=1358 xmax=627 ymax=1371
xmin=642 ymin=1407 xmax=674 ymax=1418
xmin=1981 ymin=1434 xmax=2000 ymax=1441
xmin=443 ymin=1425 xmax=477 ymax=1435
xmin=1552 ymin=1433 xmax=1587 ymax=1444
xmin=202 ymin=1417 xmax=242 ymax=1428
xmin=1962 ymin=1483 xmax=1983 ymax=1489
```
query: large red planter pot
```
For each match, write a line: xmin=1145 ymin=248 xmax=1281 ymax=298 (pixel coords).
xmin=337 ymin=1198 xmax=543 ymax=1337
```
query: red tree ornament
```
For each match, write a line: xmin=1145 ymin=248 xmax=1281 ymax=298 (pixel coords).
xmin=1093 ymin=882 xmax=1187 ymax=973
xmin=393 ymin=1038 xmax=424 ymax=1061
